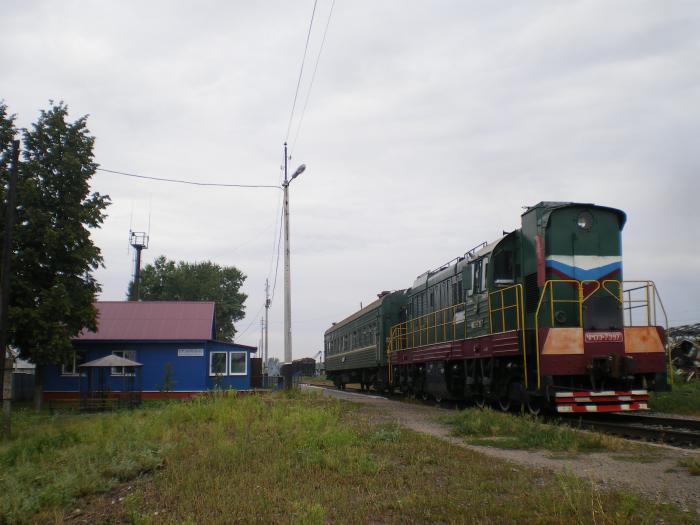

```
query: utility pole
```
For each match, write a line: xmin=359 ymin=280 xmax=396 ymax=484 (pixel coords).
xmin=259 ymin=317 xmax=264 ymax=373
xmin=281 ymin=142 xmax=305 ymax=387
xmin=264 ymin=278 xmax=270 ymax=374
xmin=283 ymin=142 xmax=292 ymax=365
xmin=0 ymin=140 xmax=20 ymax=439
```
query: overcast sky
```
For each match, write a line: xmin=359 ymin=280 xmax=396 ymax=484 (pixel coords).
xmin=2 ymin=0 xmax=699 ymax=359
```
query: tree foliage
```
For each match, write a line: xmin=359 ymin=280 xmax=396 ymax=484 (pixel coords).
xmin=130 ymin=256 xmax=247 ymax=341
xmin=0 ymin=101 xmax=110 ymax=404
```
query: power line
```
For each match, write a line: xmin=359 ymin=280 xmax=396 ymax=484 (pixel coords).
xmin=285 ymin=0 xmax=319 ymax=142
xmin=291 ymin=0 xmax=336 ymax=153
xmin=96 ymin=168 xmax=280 ymax=189
xmin=270 ymin=205 xmax=284 ymax=304
xmin=236 ymin=302 xmax=266 ymax=339
xmin=267 ymin=190 xmax=284 ymax=278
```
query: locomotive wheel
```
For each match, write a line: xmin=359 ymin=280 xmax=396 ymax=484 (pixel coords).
xmin=434 ymin=394 xmax=443 ymax=404
xmin=474 ymin=394 xmax=486 ymax=409
xmin=497 ymin=396 xmax=511 ymax=412
xmin=526 ymin=399 xmax=542 ymax=416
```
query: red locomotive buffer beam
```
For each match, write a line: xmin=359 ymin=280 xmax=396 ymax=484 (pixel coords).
xmin=554 ymin=390 xmax=649 ymax=413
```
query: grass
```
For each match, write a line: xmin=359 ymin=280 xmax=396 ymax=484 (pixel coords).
xmin=678 ymin=457 xmax=700 ymax=476
xmin=0 ymin=392 xmax=696 ymax=524
xmin=442 ymin=408 xmax=628 ymax=454
xmin=299 ymin=375 xmax=333 ymax=387
xmin=649 ymin=380 xmax=700 ymax=417
xmin=609 ymin=453 xmax=662 ymax=463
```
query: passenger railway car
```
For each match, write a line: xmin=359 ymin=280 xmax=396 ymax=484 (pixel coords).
xmin=324 ymin=291 xmax=407 ymax=391
xmin=324 ymin=202 xmax=671 ymax=413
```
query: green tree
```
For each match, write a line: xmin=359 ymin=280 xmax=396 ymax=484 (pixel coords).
xmin=0 ymin=102 xmax=110 ymax=409
xmin=130 ymin=256 xmax=247 ymax=341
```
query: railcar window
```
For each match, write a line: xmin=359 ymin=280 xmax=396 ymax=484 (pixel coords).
xmin=482 ymin=259 xmax=489 ymax=291
xmin=472 ymin=261 xmax=481 ymax=295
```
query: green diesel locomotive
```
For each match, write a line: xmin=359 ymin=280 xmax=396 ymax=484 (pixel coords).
xmin=324 ymin=202 xmax=670 ymax=413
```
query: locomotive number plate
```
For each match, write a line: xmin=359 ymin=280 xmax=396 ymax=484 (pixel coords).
xmin=584 ymin=331 xmax=623 ymax=343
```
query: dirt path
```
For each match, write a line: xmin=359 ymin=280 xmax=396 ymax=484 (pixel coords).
xmin=304 ymin=385 xmax=700 ymax=512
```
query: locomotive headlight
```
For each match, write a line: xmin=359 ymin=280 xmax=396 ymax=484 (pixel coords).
xmin=555 ymin=310 xmax=567 ymax=324
xmin=577 ymin=211 xmax=593 ymax=230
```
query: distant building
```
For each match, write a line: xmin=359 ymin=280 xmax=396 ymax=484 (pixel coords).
xmin=42 ymin=301 xmax=257 ymax=399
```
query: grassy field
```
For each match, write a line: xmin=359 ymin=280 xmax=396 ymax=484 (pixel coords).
xmin=649 ymin=380 xmax=700 ymax=417
xmin=1 ymin=392 xmax=697 ymax=524
xmin=441 ymin=408 xmax=630 ymax=454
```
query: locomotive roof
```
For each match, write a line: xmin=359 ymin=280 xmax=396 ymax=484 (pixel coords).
xmin=522 ymin=201 xmax=627 ymax=228
xmin=411 ymin=235 xmax=506 ymax=290
xmin=324 ymin=290 xmax=405 ymax=336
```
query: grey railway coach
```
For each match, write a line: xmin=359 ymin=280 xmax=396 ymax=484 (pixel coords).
xmin=324 ymin=290 xmax=407 ymax=390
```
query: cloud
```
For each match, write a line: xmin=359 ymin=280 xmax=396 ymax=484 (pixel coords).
xmin=1 ymin=0 xmax=699 ymax=355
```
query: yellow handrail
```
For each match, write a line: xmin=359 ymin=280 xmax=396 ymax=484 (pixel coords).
xmin=534 ymin=280 xmax=580 ymax=389
xmin=604 ymin=279 xmax=672 ymax=384
xmin=488 ymin=284 xmax=528 ymax=388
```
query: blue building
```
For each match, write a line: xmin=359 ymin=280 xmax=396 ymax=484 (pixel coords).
xmin=43 ymin=301 xmax=257 ymax=400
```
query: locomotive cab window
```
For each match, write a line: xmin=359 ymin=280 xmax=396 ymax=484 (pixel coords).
xmin=492 ymin=249 xmax=515 ymax=286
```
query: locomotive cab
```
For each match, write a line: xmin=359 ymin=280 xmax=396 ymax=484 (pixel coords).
xmin=521 ymin=202 xmax=670 ymax=411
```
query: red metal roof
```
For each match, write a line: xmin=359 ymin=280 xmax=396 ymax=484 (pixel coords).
xmin=76 ymin=301 xmax=216 ymax=341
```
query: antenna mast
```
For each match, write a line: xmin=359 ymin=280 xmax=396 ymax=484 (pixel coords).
xmin=129 ymin=230 xmax=149 ymax=301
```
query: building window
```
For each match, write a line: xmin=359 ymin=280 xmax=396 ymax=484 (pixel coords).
xmin=229 ymin=352 xmax=247 ymax=375
xmin=61 ymin=352 xmax=80 ymax=376
xmin=209 ymin=351 xmax=227 ymax=376
xmin=111 ymin=350 xmax=136 ymax=376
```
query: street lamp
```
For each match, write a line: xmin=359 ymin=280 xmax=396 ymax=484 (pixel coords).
xmin=282 ymin=142 xmax=305 ymax=366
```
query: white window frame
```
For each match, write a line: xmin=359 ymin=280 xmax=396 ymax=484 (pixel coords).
xmin=111 ymin=350 xmax=136 ymax=376
xmin=228 ymin=351 xmax=247 ymax=376
xmin=61 ymin=351 xmax=79 ymax=376
xmin=209 ymin=351 xmax=228 ymax=376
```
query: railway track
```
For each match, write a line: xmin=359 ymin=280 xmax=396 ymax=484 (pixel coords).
xmin=564 ymin=413 xmax=700 ymax=448
xmin=303 ymin=383 xmax=700 ymax=448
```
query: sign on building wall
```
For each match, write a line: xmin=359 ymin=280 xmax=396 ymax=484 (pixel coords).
xmin=178 ymin=348 xmax=204 ymax=357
